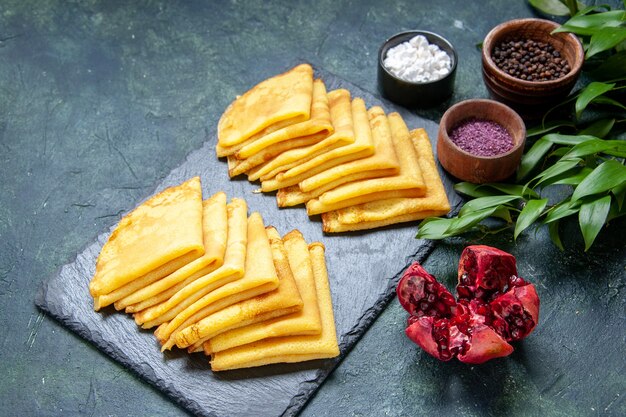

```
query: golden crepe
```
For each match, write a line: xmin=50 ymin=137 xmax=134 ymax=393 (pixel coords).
xmin=174 ymin=226 xmax=304 ymax=350
xmin=203 ymin=229 xmax=322 ymax=354
xmin=227 ymin=131 xmax=329 ymax=178
xmin=260 ymin=97 xmax=375 ymax=192
xmin=305 ymin=112 xmax=427 ymax=215
xmin=247 ymin=89 xmax=354 ymax=182
xmin=156 ymin=214 xmax=281 ymax=349
xmin=210 ymin=242 xmax=339 ymax=371
xmin=111 ymin=192 xmax=228 ymax=311
xmin=276 ymin=106 xmax=401 ymax=207
xmin=90 ymin=177 xmax=204 ymax=309
xmin=217 ymin=63 xmax=313 ymax=148
xmin=133 ymin=198 xmax=248 ymax=327
xmin=322 ymin=128 xmax=450 ymax=232
xmin=224 ymin=79 xmax=332 ymax=159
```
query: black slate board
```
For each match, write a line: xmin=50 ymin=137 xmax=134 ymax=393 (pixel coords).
xmin=35 ymin=67 xmax=463 ymax=417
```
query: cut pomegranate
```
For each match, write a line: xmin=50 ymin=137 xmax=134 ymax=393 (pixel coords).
xmin=397 ymin=245 xmax=539 ymax=364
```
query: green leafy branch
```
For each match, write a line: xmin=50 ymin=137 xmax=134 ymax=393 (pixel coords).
xmin=417 ymin=3 xmax=626 ymax=251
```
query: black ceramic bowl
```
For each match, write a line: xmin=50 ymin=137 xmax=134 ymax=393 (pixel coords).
xmin=378 ymin=30 xmax=457 ymax=108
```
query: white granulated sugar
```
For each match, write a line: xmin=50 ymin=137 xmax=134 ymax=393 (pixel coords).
xmin=383 ymin=35 xmax=452 ymax=83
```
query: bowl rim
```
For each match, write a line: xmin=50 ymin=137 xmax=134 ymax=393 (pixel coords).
xmin=439 ymin=98 xmax=526 ymax=161
xmin=482 ymin=17 xmax=584 ymax=88
xmin=378 ymin=30 xmax=458 ymax=86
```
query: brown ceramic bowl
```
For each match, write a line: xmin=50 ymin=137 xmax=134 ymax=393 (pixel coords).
xmin=437 ymin=99 xmax=526 ymax=184
xmin=482 ymin=18 xmax=584 ymax=115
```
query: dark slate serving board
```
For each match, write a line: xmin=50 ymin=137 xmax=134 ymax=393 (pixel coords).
xmin=35 ymin=67 xmax=463 ymax=417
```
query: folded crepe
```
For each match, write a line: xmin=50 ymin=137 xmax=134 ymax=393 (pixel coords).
xmin=174 ymin=226 xmax=303 ymax=350
xmin=217 ymin=79 xmax=332 ymax=160
xmin=90 ymin=177 xmax=204 ymax=310
xmin=217 ymin=63 xmax=313 ymax=148
xmin=276 ymin=106 xmax=400 ymax=207
xmin=210 ymin=242 xmax=339 ymax=371
xmin=133 ymin=198 xmax=248 ymax=328
xmin=305 ymin=112 xmax=427 ymax=215
xmin=261 ymin=97 xmax=375 ymax=192
xmin=156 ymin=214 xmax=281 ymax=350
xmin=111 ymin=192 xmax=228 ymax=311
xmin=247 ymin=89 xmax=354 ymax=182
xmin=322 ymin=128 xmax=451 ymax=232
xmin=202 ymin=229 xmax=322 ymax=354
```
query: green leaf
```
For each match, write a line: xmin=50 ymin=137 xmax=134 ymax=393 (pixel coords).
xmin=555 ymin=10 xmax=626 ymax=36
xmin=448 ymin=207 xmax=501 ymax=234
xmin=544 ymin=199 xmax=582 ymax=223
xmin=548 ymin=221 xmax=565 ymax=250
xmin=551 ymin=167 xmax=593 ymax=185
xmin=575 ymin=82 xmax=615 ymax=119
xmin=458 ymin=195 xmax=520 ymax=217
xmin=612 ymin=181 xmax=626 ymax=210
xmin=415 ymin=217 xmax=454 ymax=240
xmin=579 ymin=118 xmax=615 ymax=137
xmin=515 ymin=198 xmax=549 ymax=239
xmin=545 ymin=133 xmax=599 ymax=146
xmin=454 ymin=182 xmax=493 ymax=198
xmin=492 ymin=206 xmax=513 ymax=223
xmin=579 ymin=195 xmax=612 ymax=250
xmin=548 ymin=147 xmax=571 ymax=158
xmin=564 ymin=139 xmax=626 ymax=159
xmin=593 ymin=96 xmax=626 ymax=112
xmin=517 ymin=137 xmax=553 ymax=180
xmin=533 ymin=158 xmax=582 ymax=187
xmin=528 ymin=0 xmax=571 ymax=16
xmin=487 ymin=183 xmax=540 ymax=198
xmin=571 ymin=159 xmax=626 ymax=202
xmin=589 ymin=51 xmax=626 ymax=80
xmin=586 ymin=27 xmax=626 ymax=58
xmin=526 ymin=120 xmax=576 ymax=137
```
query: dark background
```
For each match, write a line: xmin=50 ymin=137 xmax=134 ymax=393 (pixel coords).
xmin=1 ymin=1 xmax=624 ymax=416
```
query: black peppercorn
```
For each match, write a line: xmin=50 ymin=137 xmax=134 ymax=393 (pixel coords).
xmin=491 ymin=37 xmax=570 ymax=81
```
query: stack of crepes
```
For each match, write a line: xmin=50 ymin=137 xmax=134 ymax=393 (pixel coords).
xmin=217 ymin=63 xmax=451 ymax=232
xmin=88 ymin=177 xmax=339 ymax=371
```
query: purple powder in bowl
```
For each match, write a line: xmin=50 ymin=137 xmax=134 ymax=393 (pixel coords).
xmin=449 ymin=118 xmax=514 ymax=157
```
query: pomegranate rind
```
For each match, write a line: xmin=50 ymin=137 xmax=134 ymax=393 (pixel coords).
xmin=490 ymin=284 xmax=540 ymax=341
xmin=405 ymin=317 xmax=452 ymax=361
xmin=457 ymin=245 xmax=518 ymax=302
xmin=397 ymin=262 xmax=455 ymax=318
xmin=457 ymin=324 xmax=514 ymax=364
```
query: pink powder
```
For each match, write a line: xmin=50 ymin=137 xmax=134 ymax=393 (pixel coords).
xmin=449 ymin=118 xmax=514 ymax=156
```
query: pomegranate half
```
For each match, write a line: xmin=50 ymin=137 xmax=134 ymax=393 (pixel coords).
xmin=397 ymin=245 xmax=539 ymax=364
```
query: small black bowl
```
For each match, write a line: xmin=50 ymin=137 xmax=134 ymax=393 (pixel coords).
xmin=378 ymin=30 xmax=458 ymax=108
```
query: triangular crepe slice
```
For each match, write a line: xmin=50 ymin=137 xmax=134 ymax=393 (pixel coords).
xmin=299 ymin=106 xmax=400 ymax=192
xmin=174 ymin=226 xmax=303 ymax=350
xmin=305 ymin=113 xmax=427 ymax=215
xmin=111 ymin=192 xmax=228 ymax=311
xmin=321 ymin=128 xmax=451 ymax=232
xmin=90 ymin=177 xmax=204 ymax=306
xmin=260 ymin=97 xmax=375 ymax=192
xmin=202 ymin=229 xmax=322 ymax=354
xmin=217 ymin=63 xmax=313 ymax=148
xmin=133 ymin=198 xmax=248 ymax=327
xmin=155 ymin=214 xmax=280 ymax=349
xmin=275 ymin=106 xmax=401 ymax=207
xmin=216 ymin=79 xmax=332 ymax=159
xmin=227 ymin=131 xmax=328 ymax=178
xmin=247 ymin=89 xmax=354 ymax=182
xmin=210 ymin=242 xmax=339 ymax=371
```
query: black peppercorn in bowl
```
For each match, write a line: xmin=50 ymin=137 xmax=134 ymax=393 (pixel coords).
xmin=378 ymin=30 xmax=457 ymax=108
xmin=482 ymin=18 xmax=584 ymax=117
